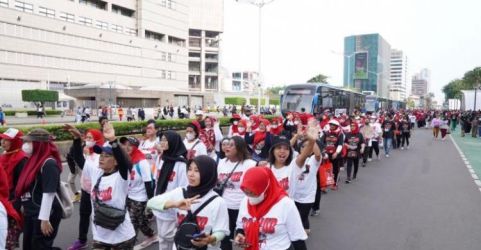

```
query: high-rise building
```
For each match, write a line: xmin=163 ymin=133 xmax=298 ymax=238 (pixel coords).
xmin=344 ymin=33 xmax=392 ymax=98
xmin=0 ymin=0 xmax=223 ymax=108
xmin=389 ymin=49 xmax=408 ymax=101
xmin=231 ymin=71 xmax=259 ymax=92
xmin=411 ymin=68 xmax=430 ymax=96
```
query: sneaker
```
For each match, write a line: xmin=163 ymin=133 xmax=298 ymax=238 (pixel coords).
xmin=68 ymin=240 xmax=88 ymax=250
xmin=345 ymin=179 xmax=351 ymax=184
xmin=310 ymin=210 xmax=320 ymax=216
xmin=71 ymin=192 xmax=81 ymax=203
xmin=138 ymin=235 xmax=159 ymax=249
xmin=401 ymin=147 xmax=404 ymax=150
xmin=368 ymin=158 xmax=372 ymax=162
xmin=386 ymin=154 xmax=390 ymax=158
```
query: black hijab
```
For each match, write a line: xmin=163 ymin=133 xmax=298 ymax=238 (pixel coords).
xmin=185 ymin=155 xmax=218 ymax=198
xmin=156 ymin=131 xmax=187 ymax=195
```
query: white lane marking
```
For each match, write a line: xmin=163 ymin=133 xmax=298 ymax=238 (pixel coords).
xmin=450 ymin=134 xmax=481 ymax=192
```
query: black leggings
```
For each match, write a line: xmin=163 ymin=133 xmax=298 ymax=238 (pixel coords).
xmin=295 ymin=202 xmax=313 ymax=230
xmin=369 ymin=141 xmax=380 ymax=158
xmin=23 ymin=208 xmax=62 ymax=250
xmin=362 ymin=146 xmax=371 ymax=164
xmin=220 ymin=209 xmax=239 ymax=250
xmin=312 ymin=173 xmax=322 ymax=211
xmin=330 ymin=156 xmax=342 ymax=184
xmin=401 ymin=133 xmax=410 ymax=147
xmin=346 ymin=158 xmax=359 ymax=179
xmin=79 ymin=190 xmax=92 ymax=242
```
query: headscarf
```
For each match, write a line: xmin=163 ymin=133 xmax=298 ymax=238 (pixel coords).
xmin=185 ymin=155 xmax=217 ymax=198
xmin=86 ymin=129 xmax=104 ymax=154
xmin=240 ymin=167 xmax=287 ymax=250
xmin=156 ymin=131 xmax=187 ymax=195
xmin=350 ymin=122 xmax=360 ymax=135
xmin=130 ymin=145 xmax=146 ymax=165
xmin=0 ymin=129 xmax=26 ymax=192
xmin=230 ymin=114 xmax=242 ymax=134
xmin=0 ymin=167 xmax=22 ymax=227
xmin=252 ymin=119 xmax=270 ymax=150
xmin=15 ymin=140 xmax=62 ymax=198
xmin=249 ymin=115 xmax=260 ymax=131
xmin=269 ymin=117 xmax=284 ymax=136
xmin=237 ymin=120 xmax=247 ymax=136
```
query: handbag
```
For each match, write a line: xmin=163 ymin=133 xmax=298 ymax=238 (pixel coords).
xmin=213 ymin=161 xmax=241 ymax=196
xmin=92 ymin=175 xmax=127 ymax=230
xmin=174 ymin=191 xmax=218 ymax=250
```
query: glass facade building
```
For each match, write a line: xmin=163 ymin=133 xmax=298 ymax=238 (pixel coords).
xmin=344 ymin=34 xmax=392 ymax=98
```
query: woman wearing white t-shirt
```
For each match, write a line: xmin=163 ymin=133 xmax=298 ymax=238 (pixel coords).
xmin=148 ymin=156 xmax=229 ymax=250
xmin=153 ymin=131 xmax=189 ymax=250
xmin=90 ymin=123 xmax=136 ymax=249
xmin=234 ymin=166 xmax=307 ymax=250
xmin=266 ymin=124 xmax=317 ymax=197
xmin=184 ymin=122 xmax=208 ymax=160
xmin=217 ymin=136 xmax=256 ymax=250
xmin=292 ymin=139 xmax=322 ymax=234
xmin=119 ymin=136 xmax=157 ymax=248
xmin=139 ymin=120 xmax=160 ymax=172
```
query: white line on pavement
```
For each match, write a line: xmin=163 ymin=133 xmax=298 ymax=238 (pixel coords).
xmin=450 ymin=134 xmax=481 ymax=193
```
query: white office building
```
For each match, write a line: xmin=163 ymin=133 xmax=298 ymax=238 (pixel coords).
xmin=389 ymin=49 xmax=408 ymax=101
xmin=0 ymin=0 xmax=223 ymax=108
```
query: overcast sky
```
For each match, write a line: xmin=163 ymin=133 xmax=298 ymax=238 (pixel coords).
xmin=221 ymin=0 xmax=481 ymax=103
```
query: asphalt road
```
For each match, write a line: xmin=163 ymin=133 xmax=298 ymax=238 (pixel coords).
xmin=46 ymin=129 xmax=481 ymax=250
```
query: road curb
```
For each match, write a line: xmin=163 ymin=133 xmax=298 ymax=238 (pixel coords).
xmin=450 ymin=134 xmax=481 ymax=192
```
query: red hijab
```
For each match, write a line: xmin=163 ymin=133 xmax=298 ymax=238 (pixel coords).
xmin=15 ymin=140 xmax=62 ymax=198
xmin=240 ymin=167 xmax=287 ymax=250
xmin=86 ymin=129 xmax=104 ymax=154
xmin=269 ymin=117 xmax=284 ymax=136
xmin=0 ymin=130 xmax=26 ymax=191
xmin=350 ymin=122 xmax=360 ymax=135
xmin=130 ymin=145 xmax=146 ymax=165
xmin=0 ymin=167 xmax=22 ymax=227
xmin=252 ymin=119 xmax=270 ymax=149
xmin=236 ymin=120 xmax=247 ymax=136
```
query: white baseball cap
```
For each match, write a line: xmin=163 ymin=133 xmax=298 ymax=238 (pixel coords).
xmin=0 ymin=128 xmax=21 ymax=140
xmin=195 ymin=110 xmax=204 ymax=116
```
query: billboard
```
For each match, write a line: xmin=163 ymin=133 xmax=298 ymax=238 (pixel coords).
xmin=354 ymin=52 xmax=368 ymax=80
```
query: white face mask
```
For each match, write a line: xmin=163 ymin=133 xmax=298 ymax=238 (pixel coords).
xmin=248 ymin=192 xmax=265 ymax=205
xmin=85 ymin=140 xmax=96 ymax=148
xmin=238 ymin=127 xmax=245 ymax=133
xmin=22 ymin=142 xmax=33 ymax=155
xmin=233 ymin=121 xmax=239 ymax=125
xmin=271 ymin=125 xmax=278 ymax=129
xmin=186 ymin=132 xmax=195 ymax=141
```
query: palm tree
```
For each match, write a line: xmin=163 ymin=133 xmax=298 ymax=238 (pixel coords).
xmin=307 ymin=74 xmax=329 ymax=83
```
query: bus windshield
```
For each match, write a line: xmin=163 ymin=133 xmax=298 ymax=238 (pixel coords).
xmin=281 ymin=90 xmax=315 ymax=113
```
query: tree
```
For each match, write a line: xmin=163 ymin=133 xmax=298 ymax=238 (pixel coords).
xmin=407 ymin=99 xmax=415 ymax=109
xmin=442 ymin=79 xmax=465 ymax=100
xmin=21 ymin=89 xmax=58 ymax=108
xmin=265 ymin=86 xmax=285 ymax=97
xmin=463 ymin=67 xmax=481 ymax=89
xmin=307 ymin=74 xmax=329 ymax=84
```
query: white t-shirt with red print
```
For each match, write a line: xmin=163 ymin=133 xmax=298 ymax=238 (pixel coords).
xmin=217 ymin=159 xmax=257 ymax=210
xmin=270 ymin=160 xmax=302 ymax=197
xmin=155 ymin=188 xmax=229 ymax=250
xmin=236 ymin=196 xmax=307 ymax=250
xmin=90 ymin=172 xmax=135 ymax=245
xmin=128 ymin=159 xmax=152 ymax=202
xmin=80 ymin=153 xmax=100 ymax=193
xmin=183 ymin=138 xmax=208 ymax=160
xmin=292 ymin=156 xmax=321 ymax=204
xmin=153 ymin=158 xmax=188 ymax=221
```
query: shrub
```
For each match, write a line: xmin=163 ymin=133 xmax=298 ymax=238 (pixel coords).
xmin=225 ymin=97 xmax=246 ymax=105
xmin=249 ymin=98 xmax=266 ymax=106
xmin=3 ymin=110 xmax=63 ymax=116
xmin=269 ymin=99 xmax=280 ymax=105
xmin=21 ymin=89 xmax=59 ymax=103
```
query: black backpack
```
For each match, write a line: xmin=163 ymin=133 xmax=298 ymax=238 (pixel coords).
xmin=174 ymin=191 xmax=218 ymax=250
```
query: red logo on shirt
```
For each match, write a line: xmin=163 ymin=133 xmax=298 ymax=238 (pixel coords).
xmin=169 ymin=171 xmax=176 ymax=182
xmin=93 ymin=187 xmax=113 ymax=201
xmin=278 ymin=177 xmax=289 ymax=191
xmin=187 ymin=149 xmax=196 ymax=160
xmin=177 ymin=213 xmax=209 ymax=231
xmin=242 ymin=217 xmax=278 ymax=234
xmin=218 ymin=171 xmax=243 ymax=183
xmin=130 ymin=169 xmax=136 ymax=180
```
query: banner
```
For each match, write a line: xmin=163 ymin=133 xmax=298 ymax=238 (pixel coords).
xmin=354 ymin=52 xmax=368 ymax=80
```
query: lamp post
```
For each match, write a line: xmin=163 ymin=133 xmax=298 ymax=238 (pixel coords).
xmin=236 ymin=0 xmax=278 ymax=114
xmin=108 ymin=81 xmax=113 ymax=120
xmin=331 ymin=50 xmax=356 ymax=88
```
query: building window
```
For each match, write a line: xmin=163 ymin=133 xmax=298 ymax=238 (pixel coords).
xmin=59 ymin=12 xmax=75 ymax=22
xmin=14 ymin=1 xmax=33 ymax=13
xmin=79 ymin=0 xmax=106 ymax=10
xmin=78 ymin=16 xmax=93 ymax=26
xmin=112 ymin=4 xmax=135 ymax=17
xmin=168 ymin=36 xmax=185 ymax=47
xmin=0 ymin=0 xmax=8 ymax=8
xmin=125 ymin=28 xmax=136 ymax=36
xmin=96 ymin=20 xmax=108 ymax=30
xmin=110 ymin=24 xmax=123 ymax=33
xmin=161 ymin=70 xmax=166 ymax=79
xmin=167 ymin=53 xmax=172 ymax=62
xmin=38 ymin=6 xmax=55 ymax=18
xmin=161 ymin=52 xmax=166 ymax=61
xmin=145 ymin=30 xmax=164 ymax=42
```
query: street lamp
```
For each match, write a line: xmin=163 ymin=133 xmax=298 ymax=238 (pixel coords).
xmin=331 ymin=50 xmax=355 ymax=88
xmin=236 ymin=0 xmax=278 ymax=114
xmin=108 ymin=81 xmax=113 ymax=120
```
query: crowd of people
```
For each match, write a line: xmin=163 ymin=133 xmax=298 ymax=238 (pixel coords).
xmin=5 ymin=105 xmax=481 ymax=250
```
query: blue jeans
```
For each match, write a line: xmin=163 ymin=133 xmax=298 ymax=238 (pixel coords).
xmin=384 ymin=138 xmax=392 ymax=155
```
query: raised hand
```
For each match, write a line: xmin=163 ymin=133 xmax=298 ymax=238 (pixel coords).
xmin=103 ymin=122 xmax=116 ymax=142
xmin=63 ymin=124 xmax=81 ymax=139
xmin=175 ymin=195 xmax=200 ymax=210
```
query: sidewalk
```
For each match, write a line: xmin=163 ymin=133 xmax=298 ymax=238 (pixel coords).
xmin=451 ymin=130 xmax=481 ymax=175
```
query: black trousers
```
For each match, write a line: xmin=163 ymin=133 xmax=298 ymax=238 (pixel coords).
xmin=295 ymin=202 xmax=313 ymax=230
xmin=401 ymin=133 xmax=410 ymax=147
xmin=312 ymin=173 xmax=322 ymax=211
xmin=79 ymin=190 xmax=92 ymax=242
xmin=362 ymin=146 xmax=371 ymax=164
xmin=346 ymin=158 xmax=359 ymax=179
xmin=23 ymin=208 xmax=62 ymax=250
xmin=369 ymin=141 xmax=380 ymax=158
xmin=329 ymin=155 xmax=342 ymax=184
xmin=220 ymin=208 xmax=239 ymax=250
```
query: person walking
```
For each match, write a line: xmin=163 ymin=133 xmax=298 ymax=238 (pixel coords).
xmin=381 ymin=116 xmax=395 ymax=157
xmin=321 ymin=120 xmax=344 ymax=188
xmin=431 ymin=114 xmax=441 ymax=140
xmin=344 ymin=122 xmax=365 ymax=183
xmin=16 ymin=129 xmax=63 ymax=250
xmin=400 ymin=117 xmax=411 ymax=149
xmin=118 ymin=106 xmax=124 ymax=121
xmin=0 ymin=108 xmax=5 ymax=126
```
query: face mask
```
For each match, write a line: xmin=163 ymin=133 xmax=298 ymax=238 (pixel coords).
xmin=22 ymin=142 xmax=33 ymax=155
xmin=85 ymin=141 xmax=96 ymax=148
xmin=233 ymin=121 xmax=239 ymax=125
xmin=186 ymin=132 xmax=195 ymax=141
xmin=271 ymin=125 xmax=278 ymax=129
xmin=248 ymin=192 xmax=265 ymax=205
xmin=238 ymin=127 xmax=246 ymax=133
xmin=254 ymin=149 xmax=262 ymax=155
